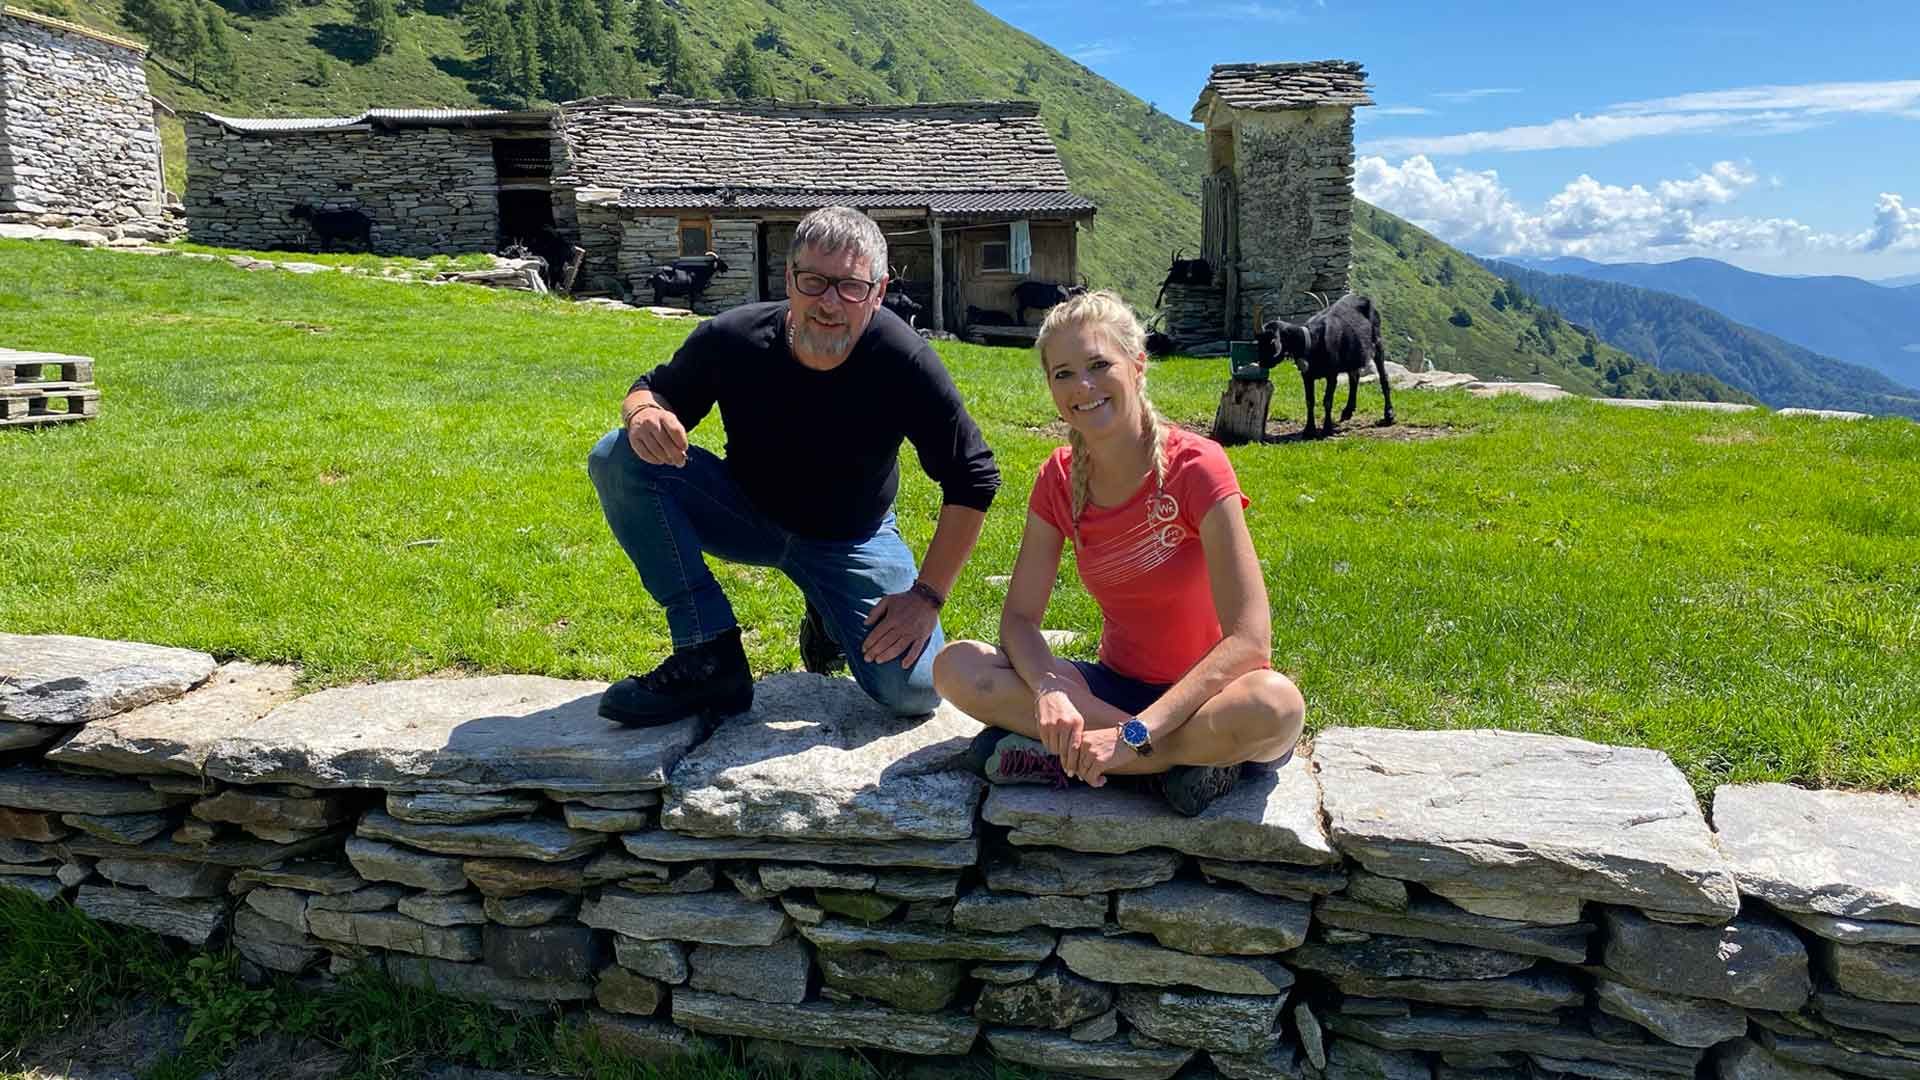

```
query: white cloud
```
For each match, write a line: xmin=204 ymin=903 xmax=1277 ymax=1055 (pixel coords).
xmin=1069 ymin=40 xmax=1126 ymax=64
xmin=1866 ymin=193 xmax=1920 ymax=252
xmin=1432 ymin=88 xmax=1522 ymax=103
xmin=1363 ymin=79 xmax=1920 ymax=157
xmin=1355 ymin=155 xmax=1911 ymax=261
xmin=1655 ymin=161 xmax=1757 ymax=208
xmin=1374 ymin=106 xmax=1437 ymax=117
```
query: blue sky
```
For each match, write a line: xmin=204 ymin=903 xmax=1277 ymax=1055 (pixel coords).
xmin=976 ymin=0 xmax=1920 ymax=279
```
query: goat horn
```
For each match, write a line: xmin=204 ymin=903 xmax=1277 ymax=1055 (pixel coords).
xmin=1310 ymin=291 xmax=1330 ymax=311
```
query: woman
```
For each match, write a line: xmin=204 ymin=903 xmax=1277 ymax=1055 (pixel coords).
xmin=932 ymin=291 xmax=1303 ymax=816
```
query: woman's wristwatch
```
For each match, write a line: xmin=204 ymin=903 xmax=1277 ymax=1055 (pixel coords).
xmin=1121 ymin=717 xmax=1155 ymax=756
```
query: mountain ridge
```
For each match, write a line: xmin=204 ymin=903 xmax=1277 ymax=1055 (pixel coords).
xmin=1494 ymin=254 xmax=1920 ymax=391
xmin=1482 ymin=258 xmax=1920 ymax=419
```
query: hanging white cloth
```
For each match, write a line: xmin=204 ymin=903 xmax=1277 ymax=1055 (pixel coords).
xmin=1009 ymin=219 xmax=1032 ymax=275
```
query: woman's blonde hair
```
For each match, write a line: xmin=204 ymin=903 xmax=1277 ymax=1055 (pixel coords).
xmin=1035 ymin=290 xmax=1168 ymax=530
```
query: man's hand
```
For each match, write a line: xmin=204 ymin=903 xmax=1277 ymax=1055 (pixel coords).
xmin=626 ymin=404 xmax=689 ymax=467
xmin=861 ymin=589 xmax=939 ymax=668
xmin=1064 ymin=725 xmax=1135 ymax=788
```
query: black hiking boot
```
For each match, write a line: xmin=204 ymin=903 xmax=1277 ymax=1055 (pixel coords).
xmin=1157 ymin=763 xmax=1243 ymax=817
xmin=798 ymin=599 xmax=846 ymax=676
xmin=599 ymin=628 xmax=754 ymax=727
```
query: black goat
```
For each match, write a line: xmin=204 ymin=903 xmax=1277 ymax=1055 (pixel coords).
xmin=1012 ymin=280 xmax=1086 ymax=324
xmin=1257 ymin=293 xmax=1396 ymax=438
xmin=880 ymin=289 xmax=923 ymax=326
xmin=1155 ymin=250 xmax=1214 ymax=305
xmin=289 ymin=204 xmax=372 ymax=253
xmin=966 ymin=305 xmax=1020 ymax=327
xmin=650 ymin=253 xmax=729 ymax=308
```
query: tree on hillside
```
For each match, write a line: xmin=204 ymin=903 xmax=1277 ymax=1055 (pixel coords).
xmin=595 ymin=0 xmax=621 ymax=33
xmin=630 ymin=0 xmax=660 ymax=59
xmin=1437 ymin=255 xmax=1457 ymax=286
xmin=123 ymin=0 xmax=184 ymax=58
xmin=176 ymin=4 xmax=209 ymax=77
xmin=356 ymin=0 xmax=398 ymax=55
xmin=753 ymin=18 xmax=787 ymax=54
xmin=654 ymin=17 xmax=700 ymax=95
xmin=1059 ymin=114 xmax=1071 ymax=139
xmin=199 ymin=1 xmax=236 ymax=88
xmin=462 ymin=0 xmax=513 ymax=82
xmin=719 ymin=38 xmax=771 ymax=99
xmin=505 ymin=14 xmax=542 ymax=103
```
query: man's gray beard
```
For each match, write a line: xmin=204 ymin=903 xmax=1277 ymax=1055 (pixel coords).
xmin=792 ymin=318 xmax=853 ymax=360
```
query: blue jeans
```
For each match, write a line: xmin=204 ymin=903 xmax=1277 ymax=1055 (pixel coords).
xmin=587 ymin=429 xmax=942 ymax=716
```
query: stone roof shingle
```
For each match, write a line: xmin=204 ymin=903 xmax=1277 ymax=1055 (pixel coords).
xmin=1191 ymin=61 xmax=1373 ymax=120
xmin=557 ymin=98 xmax=1073 ymax=194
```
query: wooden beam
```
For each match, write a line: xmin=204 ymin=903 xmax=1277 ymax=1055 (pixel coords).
xmin=930 ymin=215 xmax=945 ymax=334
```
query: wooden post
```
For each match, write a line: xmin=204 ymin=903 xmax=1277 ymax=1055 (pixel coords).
xmin=1211 ymin=378 xmax=1273 ymax=446
xmin=929 ymin=214 xmax=945 ymax=333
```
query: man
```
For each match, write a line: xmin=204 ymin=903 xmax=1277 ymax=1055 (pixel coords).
xmin=587 ymin=206 xmax=1000 ymax=724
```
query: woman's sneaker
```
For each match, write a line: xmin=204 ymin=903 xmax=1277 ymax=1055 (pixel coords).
xmin=967 ymin=729 xmax=1070 ymax=789
xmin=1158 ymin=763 xmax=1242 ymax=817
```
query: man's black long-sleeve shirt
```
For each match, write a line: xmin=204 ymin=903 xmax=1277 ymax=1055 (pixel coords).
xmin=632 ymin=302 xmax=1000 ymax=541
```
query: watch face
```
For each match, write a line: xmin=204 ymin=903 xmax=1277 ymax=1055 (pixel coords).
xmin=1122 ymin=719 xmax=1149 ymax=748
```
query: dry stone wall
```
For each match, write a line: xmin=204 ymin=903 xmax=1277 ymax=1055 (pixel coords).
xmin=1232 ymin=107 xmax=1356 ymax=338
xmin=5 ymin=630 xmax=1918 ymax=1080
xmin=0 ymin=10 xmax=167 ymax=237
xmin=183 ymin=117 xmax=503 ymax=256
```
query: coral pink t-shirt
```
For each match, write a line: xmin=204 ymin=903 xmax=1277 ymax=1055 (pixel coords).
xmin=1028 ymin=426 xmax=1250 ymax=685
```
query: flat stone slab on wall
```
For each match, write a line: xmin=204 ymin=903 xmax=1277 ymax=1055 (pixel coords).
xmin=1315 ymin=727 xmax=1740 ymax=918
xmin=1713 ymin=783 xmax=1920 ymax=925
xmin=47 ymin=662 xmax=301 ymax=776
xmin=0 ymin=633 xmax=216 ymax=726
xmin=198 ymin=676 xmax=704 ymax=793
xmin=982 ymin=753 xmax=1334 ymax=864
xmin=662 ymin=674 xmax=985 ymax=842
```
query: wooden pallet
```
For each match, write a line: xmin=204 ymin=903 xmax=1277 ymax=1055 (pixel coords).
xmin=0 ymin=386 xmax=100 ymax=427
xmin=0 ymin=347 xmax=94 ymax=387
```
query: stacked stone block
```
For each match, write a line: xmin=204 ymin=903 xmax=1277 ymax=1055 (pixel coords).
xmin=1161 ymin=282 xmax=1228 ymax=349
xmin=183 ymin=116 xmax=504 ymax=257
xmin=0 ymin=9 xmax=168 ymax=238
xmin=6 ymin=630 xmax=1920 ymax=1080
xmin=1231 ymin=107 xmax=1358 ymax=338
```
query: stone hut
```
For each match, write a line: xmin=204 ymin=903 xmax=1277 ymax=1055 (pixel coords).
xmin=557 ymin=97 xmax=1094 ymax=326
xmin=183 ymin=108 xmax=554 ymax=256
xmin=1166 ymin=61 xmax=1372 ymax=346
xmin=183 ymin=96 xmax=1095 ymax=328
xmin=0 ymin=6 xmax=168 ymax=237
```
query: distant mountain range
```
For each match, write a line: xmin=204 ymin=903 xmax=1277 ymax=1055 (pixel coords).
xmin=1879 ymin=272 xmax=1920 ymax=288
xmin=1499 ymin=256 xmax=1920 ymax=392
xmin=1482 ymin=259 xmax=1920 ymax=419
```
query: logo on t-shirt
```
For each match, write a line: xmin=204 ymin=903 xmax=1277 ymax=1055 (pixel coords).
xmin=1082 ymin=490 xmax=1186 ymax=587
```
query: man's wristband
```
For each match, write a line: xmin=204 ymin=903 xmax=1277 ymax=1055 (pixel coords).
xmin=909 ymin=580 xmax=945 ymax=609
xmin=622 ymin=401 xmax=663 ymax=426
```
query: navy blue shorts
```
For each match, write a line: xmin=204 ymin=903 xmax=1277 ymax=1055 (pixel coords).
xmin=1069 ymin=660 xmax=1172 ymax=716
xmin=1068 ymin=660 xmax=1296 ymax=770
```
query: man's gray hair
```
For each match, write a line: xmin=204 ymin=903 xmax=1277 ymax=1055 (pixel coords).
xmin=790 ymin=206 xmax=889 ymax=279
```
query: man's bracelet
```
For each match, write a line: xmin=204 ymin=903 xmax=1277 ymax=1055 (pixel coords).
xmin=909 ymin=580 xmax=946 ymax=609
xmin=622 ymin=401 xmax=663 ymax=426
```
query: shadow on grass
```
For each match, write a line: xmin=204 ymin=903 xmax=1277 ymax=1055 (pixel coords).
xmin=312 ymin=22 xmax=376 ymax=65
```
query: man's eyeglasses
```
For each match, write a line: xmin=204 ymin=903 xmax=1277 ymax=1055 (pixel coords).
xmin=792 ymin=270 xmax=881 ymax=303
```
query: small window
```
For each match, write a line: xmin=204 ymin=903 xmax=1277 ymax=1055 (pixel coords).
xmin=679 ymin=218 xmax=712 ymax=256
xmin=980 ymin=239 xmax=1010 ymax=272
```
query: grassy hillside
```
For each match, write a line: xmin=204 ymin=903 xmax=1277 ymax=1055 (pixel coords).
xmin=1486 ymin=260 xmax=1920 ymax=419
xmin=33 ymin=0 xmax=1203 ymax=301
xmin=1351 ymin=204 xmax=1753 ymax=403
